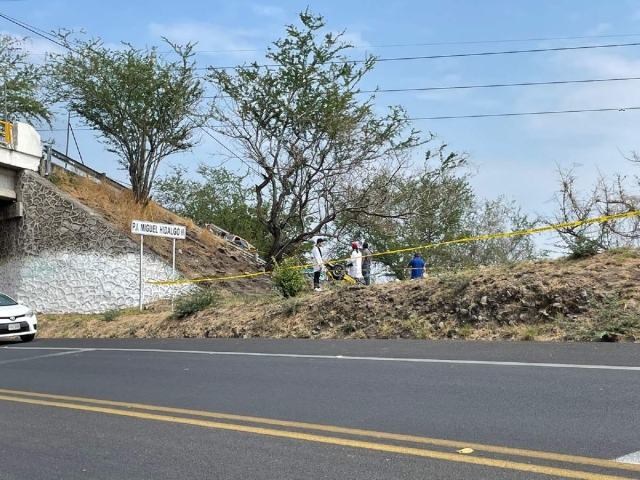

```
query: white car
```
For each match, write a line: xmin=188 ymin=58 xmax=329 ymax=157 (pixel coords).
xmin=0 ymin=293 xmax=37 ymax=342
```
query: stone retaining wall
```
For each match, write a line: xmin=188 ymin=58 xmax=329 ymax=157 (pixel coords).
xmin=0 ymin=171 xmax=194 ymax=313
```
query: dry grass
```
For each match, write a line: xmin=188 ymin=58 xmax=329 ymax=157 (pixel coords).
xmin=35 ymin=183 xmax=640 ymax=344
xmin=48 ymin=168 xmax=274 ymax=296
xmin=51 ymin=168 xmax=221 ymax=251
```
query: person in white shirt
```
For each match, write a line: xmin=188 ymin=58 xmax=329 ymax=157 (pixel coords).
xmin=348 ymin=242 xmax=363 ymax=280
xmin=311 ymin=238 xmax=325 ymax=291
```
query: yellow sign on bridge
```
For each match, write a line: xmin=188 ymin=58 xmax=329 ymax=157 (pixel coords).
xmin=0 ymin=121 xmax=12 ymax=145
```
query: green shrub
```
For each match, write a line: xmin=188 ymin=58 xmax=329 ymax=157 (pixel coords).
xmin=520 ymin=326 xmax=539 ymax=341
xmin=272 ymin=257 xmax=306 ymax=298
xmin=377 ymin=323 xmax=393 ymax=339
xmin=174 ymin=290 xmax=219 ymax=319
xmin=458 ymin=324 xmax=474 ymax=338
xmin=339 ymin=321 xmax=357 ymax=335
xmin=102 ymin=309 xmax=122 ymax=322
xmin=566 ymin=234 xmax=603 ymax=259
xmin=281 ymin=298 xmax=301 ymax=317
xmin=49 ymin=169 xmax=64 ymax=186
xmin=587 ymin=295 xmax=639 ymax=342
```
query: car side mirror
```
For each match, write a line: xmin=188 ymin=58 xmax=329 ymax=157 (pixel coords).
xmin=17 ymin=301 xmax=24 ymax=305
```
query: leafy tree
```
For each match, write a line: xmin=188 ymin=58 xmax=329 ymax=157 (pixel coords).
xmin=154 ymin=164 xmax=272 ymax=253
xmin=0 ymin=35 xmax=52 ymax=125
xmin=206 ymin=10 xmax=421 ymax=268
xmin=335 ymin=145 xmax=472 ymax=277
xmin=48 ymin=33 xmax=204 ymax=204
xmin=336 ymin=145 xmax=539 ymax=278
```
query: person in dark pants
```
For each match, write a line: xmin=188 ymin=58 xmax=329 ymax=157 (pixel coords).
xmin=311 ymin=238 xmax=325 ymax=291
xmin=361 ymin=242 xmax=372 ymax=285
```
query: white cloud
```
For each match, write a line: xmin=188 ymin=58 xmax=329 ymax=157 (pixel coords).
xmin=148 ymin=22 xmax=266 ymax=58
xmin=251 ymin=4 xmax=286 ymax=19
xmin=482 ymin=49 xmax=640 ymax=219
xmin=588 ymin=22 xmax=612 ymax=35
xmin=557 ymin=50 xmax=640 ymax=76
xmin=518 ymin=51 xmax=640 ymax=136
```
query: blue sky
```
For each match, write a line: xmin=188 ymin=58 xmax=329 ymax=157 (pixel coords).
xmin=3 ymin=0 xmax=640 ymax=251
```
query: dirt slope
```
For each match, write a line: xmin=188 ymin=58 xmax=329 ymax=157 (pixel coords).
xmin=50 ymin=168 xmax=272 ymax=296
xmin=39 ymin=249 xmax=640 ymax=342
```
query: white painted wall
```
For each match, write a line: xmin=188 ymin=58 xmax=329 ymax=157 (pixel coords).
xmin=0 ymin=251 xmax=197 ymax=314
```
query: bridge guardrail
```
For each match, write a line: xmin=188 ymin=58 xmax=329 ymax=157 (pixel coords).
xmin=50 ymin=148 xmax=130 ymax=191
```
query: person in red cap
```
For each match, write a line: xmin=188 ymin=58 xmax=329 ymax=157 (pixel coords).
xmin=348 ymin=242 xmax=363 ymax=280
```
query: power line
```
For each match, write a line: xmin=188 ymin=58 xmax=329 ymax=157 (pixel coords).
xmin=374 ymin=41 xmax=640 ymax=63
xmin=5 ymin=5 xmax=640 ymax=78
xmin=412 ymin=106 xmax=640 ymax=120
xmin=21 ymin=32 xmax=640 ymax=57
xmin=2 ymin=13 xmax=54 ymax=39
xmin=363 ymin=76 xmax=640 ymax=93
xmin=180 ymin=32 xmax=640 ymax=54
xmin=0 ymin=12 xmax=74 ymax=52
xmin=9 ymin=16 xmax=638 ymax=131
xmin=200 ymin=41 xmax=640 ymax=70
xmin=199 ymin=76 xmax=640 ymax=98
xmin=28 ymin=74 xmax=640 ymax=96
xmin=36 ymin=105 xmax=640 ymax=133
xmin=5 ymin=11 xmax=640 ymax=74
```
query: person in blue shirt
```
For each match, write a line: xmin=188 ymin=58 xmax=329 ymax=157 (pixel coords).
xmin=407 ymin=253 xmax=426 ymax=280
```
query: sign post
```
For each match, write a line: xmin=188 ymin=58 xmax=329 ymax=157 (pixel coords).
xmin=131 ymin=220 xmax=187 ymax=311
xmin=140 ymin=234 xmax=144 ymax=311
xmin=172 ymin=238 xmax=177 ymax=311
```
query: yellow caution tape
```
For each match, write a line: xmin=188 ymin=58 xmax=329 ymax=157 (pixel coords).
xmin=152 ymin=271 xmax=268 ymax=285
xmin=148 ymin=210 xmax=640 ymax=285
xmin=367 ymin=210 xmax=640 ymax=259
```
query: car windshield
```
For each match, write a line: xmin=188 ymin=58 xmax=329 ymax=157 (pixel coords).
xmin=0 ymin=293 xmax=18 ymax=306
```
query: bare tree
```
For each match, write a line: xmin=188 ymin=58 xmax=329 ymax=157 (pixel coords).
xmin=453 ymin=196 xmax=539 ymax=267
xmin=206 ymin=10 xmax=421 ymax=267
xmin=544 ymin=164 xmax=640 ymax=257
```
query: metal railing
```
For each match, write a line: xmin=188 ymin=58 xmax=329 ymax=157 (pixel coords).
xmin=50 ymin=148 xmax=130 ymax=191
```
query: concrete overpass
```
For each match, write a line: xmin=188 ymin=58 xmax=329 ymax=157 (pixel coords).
xmin=0 ymin=121 xmax=42 ymax=220
xmin=0 ymin=121 xmax=199 ymax=313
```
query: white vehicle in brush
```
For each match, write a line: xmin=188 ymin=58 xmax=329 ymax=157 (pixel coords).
xmin=0 ymin=293 xmax=37 ymax=342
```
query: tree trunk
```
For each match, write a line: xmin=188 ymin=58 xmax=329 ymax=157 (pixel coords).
xmin=264 ymin=243 xmax=283 ymax=271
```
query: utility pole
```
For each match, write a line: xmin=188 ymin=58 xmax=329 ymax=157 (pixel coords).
xmin=65 ymin=111 xmax=71 ymax=156
xmin=2 ymin=76 xmax=7 ymax=122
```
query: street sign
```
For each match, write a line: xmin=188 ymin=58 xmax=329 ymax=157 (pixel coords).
xmin=131 ymin=220 xmax=186 ymax=239
xmin=130 ymin=219 xmax=186 ymax=310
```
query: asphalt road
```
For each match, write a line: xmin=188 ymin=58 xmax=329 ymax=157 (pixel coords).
xmin=0 ymin=338 xmax=638 ymax=480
